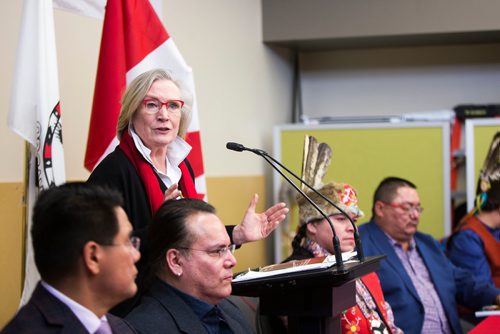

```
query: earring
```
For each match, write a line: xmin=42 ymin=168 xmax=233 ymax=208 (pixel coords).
xmin=176 ymin=272 xmax=181 ymax=277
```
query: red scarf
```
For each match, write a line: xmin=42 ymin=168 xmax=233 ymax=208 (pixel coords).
xmin=119 ymin=129 xmax=200 ymax=215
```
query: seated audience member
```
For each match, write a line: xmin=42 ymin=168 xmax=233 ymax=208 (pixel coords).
xmin=125 ymin=198 xmax=254 ymax=333
xmin=1 ymin=182 xmax=140 ymax=334
xmin=359 ymin=177 xmax=500 ymax=334
xmin=448 ymin=181 xmax=500 ymax=287
xmin=448 ymin=132 xmax=500 ymax=289
xmin=275 ymin=136 xmax=402 ymax=334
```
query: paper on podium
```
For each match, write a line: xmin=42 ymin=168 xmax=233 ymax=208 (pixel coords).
xmin=233 ymin=251 xmax=358 ymax=282
xmin=475 ymin=310 xmax=500 ymax=317
xmin=475 ymin=305 xmax=500 ymax=317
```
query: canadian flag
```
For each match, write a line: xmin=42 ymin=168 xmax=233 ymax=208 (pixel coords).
xmin=84 ymin=0 xmax=206 ymax=197
xmin=8 ymin=0 xmax=66 ymax=304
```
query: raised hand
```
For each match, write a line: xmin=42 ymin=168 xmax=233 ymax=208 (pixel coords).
xmin=232 ymin=193 xmax=289 ymax=245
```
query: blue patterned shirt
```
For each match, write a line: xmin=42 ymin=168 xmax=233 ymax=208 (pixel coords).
xmin=385 ymin=233 xmax=452 ymax=334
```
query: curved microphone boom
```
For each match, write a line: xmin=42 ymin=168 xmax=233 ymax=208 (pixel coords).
xmin=226 ymin=143 xmax=347 ymax=268
xmin=226 ymin=142 xmax=364 ymax=263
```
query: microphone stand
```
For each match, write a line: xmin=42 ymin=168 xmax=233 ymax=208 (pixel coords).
xmin=260 ymin=151 xmax=364 ymax=262
xmin=226 ymin=142 xmax=364 ymax=263
xmin=259 ymin=153 xmax=345 ymax=270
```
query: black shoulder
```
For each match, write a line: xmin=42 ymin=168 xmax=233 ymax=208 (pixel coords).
xmin=87 ymin=148 xmax=131 ymax=184
xmin=107 ymin=313 xmax=138 ymax=334
xmin=183 ymin=158 xmax=195 ymax=181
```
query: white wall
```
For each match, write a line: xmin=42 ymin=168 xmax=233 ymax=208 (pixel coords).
xmin=300 ymin=43 xmax=500 ymax=118
xmin=1 ymin=2 xmax=24 ymax=182
xmin=163 ymin=0 xmax=294 ymax=176
xmin=0 ymin=0 xmax=294 ymax=182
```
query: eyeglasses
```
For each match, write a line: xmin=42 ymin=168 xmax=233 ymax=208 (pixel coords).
xmin=382 ymin=201 xmax=424 ymax=214
xmin=142 ymin=98 xmax=184 ymax=114
xmin=308 ymin=214 xmax=357 ymax=225
xmin=101 ymin=236 xmax=141 ymax=251
xmin=178 ymin=244 xmax=236 ymax=258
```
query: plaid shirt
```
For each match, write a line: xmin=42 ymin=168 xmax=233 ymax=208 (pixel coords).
xmin=385 ymin=233 xmax=452 ymax=334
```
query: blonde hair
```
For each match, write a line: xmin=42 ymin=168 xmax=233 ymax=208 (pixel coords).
xmin=116 ymin=69 xmax=192 ymax=139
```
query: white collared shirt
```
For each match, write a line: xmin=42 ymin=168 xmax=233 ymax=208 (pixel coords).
xmin=129 ymin=126 xmax=191 ymax=188
xmin=41 ymin=281 xmax=108 ymax=333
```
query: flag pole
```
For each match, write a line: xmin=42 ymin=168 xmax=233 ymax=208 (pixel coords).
xmin=20 ymin=141 xmax=30 ymax=297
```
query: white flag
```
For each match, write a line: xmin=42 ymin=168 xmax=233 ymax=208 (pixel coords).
xmin=8 ymin=0 xmax=66 ymax=305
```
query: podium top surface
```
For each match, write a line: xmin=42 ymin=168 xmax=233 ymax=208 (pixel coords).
xmin=231 ymin=255 xmax=384 ymax=297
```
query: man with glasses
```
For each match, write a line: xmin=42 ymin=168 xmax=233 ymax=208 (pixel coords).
xmin=1 ymin=182 xmax=140 ymax=333
xmin=359 ymin=177 xmax=500 ymax=334
xmin=126 ymin=198 xmax=253 ymax=333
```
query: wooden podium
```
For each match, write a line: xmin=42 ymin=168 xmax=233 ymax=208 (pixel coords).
xmin=231 ymin=255 xmax=384 ymax=334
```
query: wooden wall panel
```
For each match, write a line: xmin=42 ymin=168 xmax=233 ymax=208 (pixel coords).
xmin=207 ymin=176 xmax=270 ymax=272
xmin=0 ymin=182 xmax=23 ymax=327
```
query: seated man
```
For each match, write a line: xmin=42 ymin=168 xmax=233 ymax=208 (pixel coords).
xmin=125 ymin=198 xmax=254 ymax=333
xmin=1 ymin=182 xmax=140 ymax=333
xmin=359 ymin=177 xmax=500 ymax=334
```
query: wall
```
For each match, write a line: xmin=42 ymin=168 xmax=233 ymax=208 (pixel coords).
xmin=263 ymin=0 xmax=500 ymax=49
xmin=0 ymin=184 xmax=24 ymax=329
xmin=0 ymin=0 xmax=293 ymax=326
xmin=299 ymin=43 xmax=500 ymax=119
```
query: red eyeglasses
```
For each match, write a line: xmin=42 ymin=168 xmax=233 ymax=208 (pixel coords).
xmin=382 ymin=201 xmax=424 ymax=214
xmin=143 ymin=98 xmax=184 ymax=114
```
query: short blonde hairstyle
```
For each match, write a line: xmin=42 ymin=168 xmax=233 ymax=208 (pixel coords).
xmin=116 ymin=69 xmax=192 ymax=139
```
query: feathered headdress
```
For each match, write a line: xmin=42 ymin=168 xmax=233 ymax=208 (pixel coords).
xmin=475 ymin=131 xmax=500 ymax=211
xmin=297 ymin=135 xmax=363 ymax=225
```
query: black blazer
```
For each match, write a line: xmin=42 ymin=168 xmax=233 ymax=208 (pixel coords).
xmin=359 ymin=220 xmax=499 ymax=334
xmin=1 ymin=282 xmax=137 ymax=334
xmin=126 ymin=278 xmax=254 ymax=334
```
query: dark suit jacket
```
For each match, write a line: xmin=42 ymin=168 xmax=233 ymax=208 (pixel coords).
xmin=125 ymin=278 xmax=254 ymax=334
xmin=359 ymin=220 xmax=498 ymax=334
xmin=1 ymin=283 xmax=136 ymax=334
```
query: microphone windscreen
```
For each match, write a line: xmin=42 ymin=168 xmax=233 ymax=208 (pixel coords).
xmin=226 ymin=142 xmax=245 ymax=152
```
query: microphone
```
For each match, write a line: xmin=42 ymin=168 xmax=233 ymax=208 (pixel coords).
xmin=226 ymin=142 xmax=266 ymax=155
xmin=226 ymin=142 xmax=245 ymax=152
xmin=227 ymin=142 xmax=363 ymax=268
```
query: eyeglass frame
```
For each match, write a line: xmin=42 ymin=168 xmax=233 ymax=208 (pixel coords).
xmin=307 ymin=213 xmax=358 ymax=225
xmin=178 ymin=244 xmax=236 ymax=258
xmin=100 ymin=236 xmax=141 ymax=251
xmin=381 ymin=201 xmax=424 ymax=214
xmin=142 ymin=98 xmax=184 ymax=114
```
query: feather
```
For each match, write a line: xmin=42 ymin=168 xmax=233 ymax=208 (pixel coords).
xmin=479 ymin=131 xmax=500 ymax=192
xmin=300 ymin=135 xmax=332 ymax=190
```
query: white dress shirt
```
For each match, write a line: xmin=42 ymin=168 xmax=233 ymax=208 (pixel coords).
xmin=41 ymin=281 xmax=109 ymax=334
